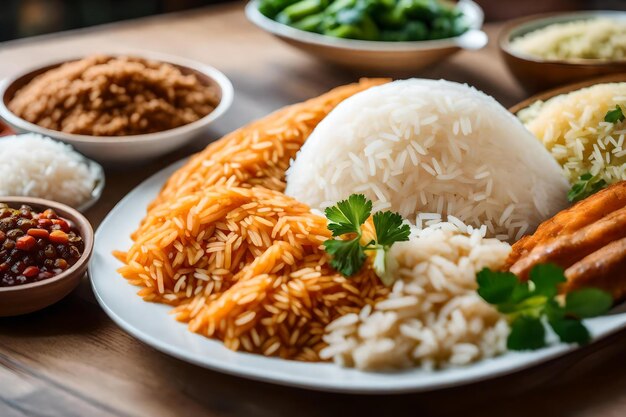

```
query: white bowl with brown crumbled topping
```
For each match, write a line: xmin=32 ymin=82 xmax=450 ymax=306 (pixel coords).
xmin=0 ymin=52 xmax=233 ymax=164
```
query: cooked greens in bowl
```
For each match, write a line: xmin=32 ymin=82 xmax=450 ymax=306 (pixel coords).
xmin=257 ymin=0 xmax=469 ymax=42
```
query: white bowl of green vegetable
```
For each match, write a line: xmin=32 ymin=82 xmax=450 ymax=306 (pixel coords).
xmin=246 ymin=0 xmax=487 ymax=74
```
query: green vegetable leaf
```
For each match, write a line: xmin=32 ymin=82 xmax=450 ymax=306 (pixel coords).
xmin=267 ymin=0 xmax=468 ymax=41
xmin=323 ymin=238 xmax=366 ymax=277
xmin=567 ymin=173 xmax=607 ymax=203
xmin=324 ymin=194 xmax=371 ymax=236
xmin=605 ymin=105 xmax=625 ymax=124
xmin=496 ymin=302 xmax=521 ymax=315
xmin=549 ymin=318 xmax=590 ymax=345
xmin=565 ymin=288 xmax=613 ymax=318
xmin=336 ymin=7 xmax=365 ymax=25
xmin=323 ymin=194 xmax=407 ymax=284
xmin=510 ymin=295 xmax=548 ymax=319
xmin=476 ymin=268 xmax=518 ymax=304
xmin=372 ymin=211 xmax=410 ymax=247
xmin=476 ymin=263 xmax=612 ymax=351
xmin=326 ymin=0 xmax=356 ymax=15
xmin=529 ymin=263 xmax=566 ymax=298
xmin=510 ymin=281 xmax=532 ymax=303
xmin=507 ymin=316 xmax=546 ymax=350
xmin=292 ymin=13 xmax=325 ymax=31
xmin=544 ymin=298 xmax=566 ymax=321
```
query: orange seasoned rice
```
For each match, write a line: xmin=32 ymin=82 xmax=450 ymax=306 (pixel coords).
xmin=149 ymin=78 xmax=388 ymax=210
xmin=116 ymin=79 xmax=390 ymax=360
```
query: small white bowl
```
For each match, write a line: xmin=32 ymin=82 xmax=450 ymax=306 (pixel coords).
xmin=76 ymin=157 xmax=105 ymax=213
xmin=499 ymin=11 xmax=626 ymax=92
xmin=245 ymin=0 xmax=487 ymax=74
xmin=0 ymin=134 xmax=105 ymax=212
xmin=0 ymin=53 xmax=234 ymax=164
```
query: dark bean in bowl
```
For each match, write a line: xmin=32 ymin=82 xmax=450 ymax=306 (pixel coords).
xmin=0 ymin=203 xmax=85 ymax=287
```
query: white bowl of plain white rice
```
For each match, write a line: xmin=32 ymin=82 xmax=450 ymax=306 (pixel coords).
xmin=286 ymin=79 xmax=570 ymax=241
xmin=0 ymin=134 xmax=104 ymax=211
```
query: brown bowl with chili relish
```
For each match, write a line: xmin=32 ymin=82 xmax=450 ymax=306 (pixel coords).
xmin=0 ymin=196 xmax=93 ymax=317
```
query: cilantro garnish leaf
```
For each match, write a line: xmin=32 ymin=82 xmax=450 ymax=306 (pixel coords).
xmin=476 ymin=263 xmax=612 ymax=351
xmin=544 ymin=298 xmax=565 ymax=321
xmin=507 ymin=316 xmax=546 ymax=350
xmin=604 ymin=105 xmax=625 ymax=124
xmin=325 ymin=194 xmax=371 ymax=236
xmin=529 ymin=263 xmax=566 ymax=298
xmin=510 ymin=281 xmax=532 ymax=303
xmin=372 ymin=211 xmax=410 ymax=247
xmin=323 ymin=238 xmax=366 ymax=277
xmin=323 ymin=194 xmax=409 ymax=285
xmin=549 ymin=317 xmax=590 ymax=345
xmin=565 ymin=288 xmax=612 ymax=318
xmin=567 ymin=173 xmax=607 ymax=203
xmin=476 ymin=268 xmax=517 ymax=304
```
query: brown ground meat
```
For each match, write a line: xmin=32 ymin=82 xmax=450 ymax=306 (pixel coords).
xmin=8 ymin=55 xmax=220 ymax=136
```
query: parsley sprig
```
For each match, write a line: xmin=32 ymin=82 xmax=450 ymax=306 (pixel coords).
xmin=477 ymin=264 xmax=612 ymax=350
xmin=567 ymin=173 xmax=607 ymax=203
xmin=605 ymin=105 xmax=625 ymax=124
xmin=323 ymin=194 xmax=410 ymax=285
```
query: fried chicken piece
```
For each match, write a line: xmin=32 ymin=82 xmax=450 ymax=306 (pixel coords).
xmin=510 ymin=205 xmax=626 ymax=280
xmin=564 ymin=237 xmax=626 ymax=300
xmin=506 ymin=181 xmax=626 ymax=268
xmin=507 ymin=181 xmax=626 ymax=300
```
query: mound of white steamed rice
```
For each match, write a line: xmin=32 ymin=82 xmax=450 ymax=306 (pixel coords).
xmin=518 ymin=82 xmax=626 ymax=185
xmin=0 ymin=134 xmax=99 ymax=208
xmin=320 ymin=220 xmax=511 ymax=370
xmin=285 ymin=79 xmax=569 ymax=241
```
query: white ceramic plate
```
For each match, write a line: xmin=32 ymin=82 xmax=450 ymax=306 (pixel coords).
xmin=91 ymin=161 xmax=626 ymax=393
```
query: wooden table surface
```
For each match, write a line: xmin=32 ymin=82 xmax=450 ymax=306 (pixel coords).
xmin=2 ymin=3 xmax=626 ymax=417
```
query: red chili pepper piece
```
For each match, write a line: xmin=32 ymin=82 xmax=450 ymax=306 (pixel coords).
xmin=38 ymin=219 xmax=53 ymax=227
xmin=16 ymin=235 xmax=36 ymax=251
xmin=27 ymin=228 xmax=50 ymax=239
xmin=22 ymin=266 xmax=39 ymax=278
xmin=52 ymin=218 xmax=70 ymax=232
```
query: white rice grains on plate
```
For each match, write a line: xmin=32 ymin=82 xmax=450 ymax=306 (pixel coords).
xmin=285 ymin=79 xmax=569 ymax=241
xmin=320 ymin=220 xmax=511 ymax=371
xmin=518 ymin=82 xmax=626 ymax=185
xmin=0 ymin=134 xmax=99 ymax=208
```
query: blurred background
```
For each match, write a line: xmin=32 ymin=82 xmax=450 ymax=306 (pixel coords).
xmin=1 ymin=0 xmax=625 ymax=42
